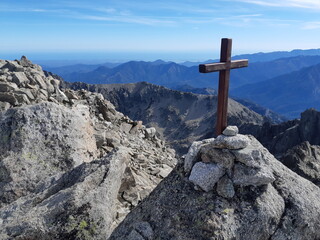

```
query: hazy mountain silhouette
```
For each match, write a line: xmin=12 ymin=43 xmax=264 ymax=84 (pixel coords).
xmin=232 ymin=63 xmax=320 ymax=119
xmin=52 ymin=55 xmax=320 ymax=91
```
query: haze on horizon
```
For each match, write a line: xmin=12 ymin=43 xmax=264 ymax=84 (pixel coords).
xmin=1 ymin=0 xmax=320 ymax=63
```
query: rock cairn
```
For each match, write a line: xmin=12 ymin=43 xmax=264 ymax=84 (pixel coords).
xmin=185 ymin=126 xmax=275 ymax=197
xmin=110 ymin=129 xmax=320 ymax=240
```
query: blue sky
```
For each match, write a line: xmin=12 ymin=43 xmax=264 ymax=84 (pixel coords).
xmin=1 ymin=0 xmax=320 ymax=62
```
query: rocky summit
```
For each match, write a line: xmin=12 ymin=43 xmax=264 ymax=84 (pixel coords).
xmin=110 ymin=126 xmax=320 ymax=240
xmin=0 ymin=57 xmax=177 ymax=239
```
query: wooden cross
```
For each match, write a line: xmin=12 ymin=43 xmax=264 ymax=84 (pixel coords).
xmin=199 ymin=38 xmax=248 ymax=136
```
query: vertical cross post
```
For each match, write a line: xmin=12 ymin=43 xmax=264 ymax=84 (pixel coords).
xmin=199 ymin=38 xmax=248 ymax=136
xmin=216 ymin=38 xmax=232 ymax=136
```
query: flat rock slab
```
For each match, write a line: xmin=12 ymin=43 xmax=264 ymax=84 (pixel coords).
xmin=233 ymin=163 xmax=275 ymax=186
xmin=200 ymin=146 xmax=234 ymax=169
xmin=211 ymin=134 xmax=249 ymax=150
xmin=189 ymin=162 xmax=225 ymax=192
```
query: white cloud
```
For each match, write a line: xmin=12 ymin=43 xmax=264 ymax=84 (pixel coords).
xmin=234 ymin=0 xmax=320 ymax=9
xmin=303 ymin=21 xmax=320 ymax=29
xmin=77 ymin=15 xmax=176 ymax=26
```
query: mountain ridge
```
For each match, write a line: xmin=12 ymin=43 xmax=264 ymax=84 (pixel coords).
xmin=232 ymin=62 xmax=320 ymax=118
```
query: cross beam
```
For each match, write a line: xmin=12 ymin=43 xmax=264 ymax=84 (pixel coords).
xmin=199 ymin=38 xmax=248 ymax=136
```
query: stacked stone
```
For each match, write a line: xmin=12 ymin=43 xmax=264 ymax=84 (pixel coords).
xmin=185 ymin=126 xmax=275 ymax=198
xmin=0 ymin=56 xmax=68 ymax=111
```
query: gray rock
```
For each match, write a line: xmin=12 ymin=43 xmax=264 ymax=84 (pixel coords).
xmin=0 ymin=102 xmax=10 ymax=112
xmin=0 ymin=147 xmax=130 ymax=240
xmin=184 ymin=140 xmax=202 ymax=174
xmin=121 ymin=122 xmax=133 ymax=133
xmin=158 ymin=164 xmax=172 ymax=178
xmin=12 ymin=72 xmax=28 ymax=86
xmin=14 ymin=92 xmax=31 ymax=105
xmin=216 ymin=175 xmax=235 ymax=198
xmin=200 ymin=146 xmax=235 ymax=169
xmin=33 ymin=74 xmax=47 ymax=90
xmin=145 ymin=127 xmax=156 ymax=139
xmin=46 ymin=79 xmax=55 ymax=93
xmin=52 ymin=88 xmax=69 ymax=103
xmin=233 ymin=163 xmax=275 ymax=186
xmin=201 ymin=137 xmax=215 ymax=144
xmin=14 ymin=88 xmax=35 ymax=100
xmin=281 ymin=141 xmax=320 ymax=186
xmin=95 ymin=130 xmax=106 ymax=148
xmin=20 ymin=56 xmax=34 ymax=67
xmin=212 ymin=134 xmax=250 ymax=150
xmin=0 ymin=102 xmax=98 ymax=204
xmin=129 ymin=121 xmax=143 ymax=134
xmin=0 ymin=92 xmax=18 ymax=105
xmin=223 ymin=125 xmax=239 ymax=136
xmin=2 ymin=61 xmax=24 ymax=72
xmin=0 ymin=82 xmax=18 ymax=92
xmin=64 ymin=89 xmax=79 ymax=100
xmin=189 ymin=162 xmax=225 ymax=192
xmin=232 ymin=145 xmax=264 ymax=168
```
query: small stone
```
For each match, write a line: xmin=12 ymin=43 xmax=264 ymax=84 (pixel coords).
xmin=212 ymin=134 xmax=249 ymax=150
xmin=120 ymin=123 xmax=133 ymax=133
xmin=20 ymin=56 xmax=33 ymax=67
xmin=129 ymin=121 xmax=143 ymax=134
xmin=0 ymin=102 xmax=11 ymax=111
xmin=201 ymin=138 xmax=215 ymax=144
xmin=184 ymin=141 xmax=202 ymax=174
xmin=158 ymin=165 xmax=172 ymax=178
xmin=223 ymin=126 xmax=239 ymax=136
xmin=145 ymin=127 xmax=156 ymax=139
xmin=64 ymin=89 xmax=79 ymax=100
xmin=233 ymin=163 xmax=275 ymax=186
xmin=217 ymin=175 xmax=235 ymax=198
xmin=189 ymin=162 xmax=225 ymax=192
xmin=94 ymin=130 xmax=106 ymax=148
xmin=46 ymin=80 xmax=55 ymax=94
xmin=232 ymin=146 xmax=263 ymax=168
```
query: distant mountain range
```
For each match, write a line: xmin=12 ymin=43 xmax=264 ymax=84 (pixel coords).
xmin=180 ymin=48 xmax=320 ymax=66
xmin=45 ymin=55 xmax=320 ymax=90
xmin=231 ymin=63 xmax=320 ymax=119
xmin=43 ymin=48 xmax=320 ymax=119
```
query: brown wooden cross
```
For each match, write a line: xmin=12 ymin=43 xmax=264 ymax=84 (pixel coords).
xmin=199 ymin=38 xmax=248 ymax=136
